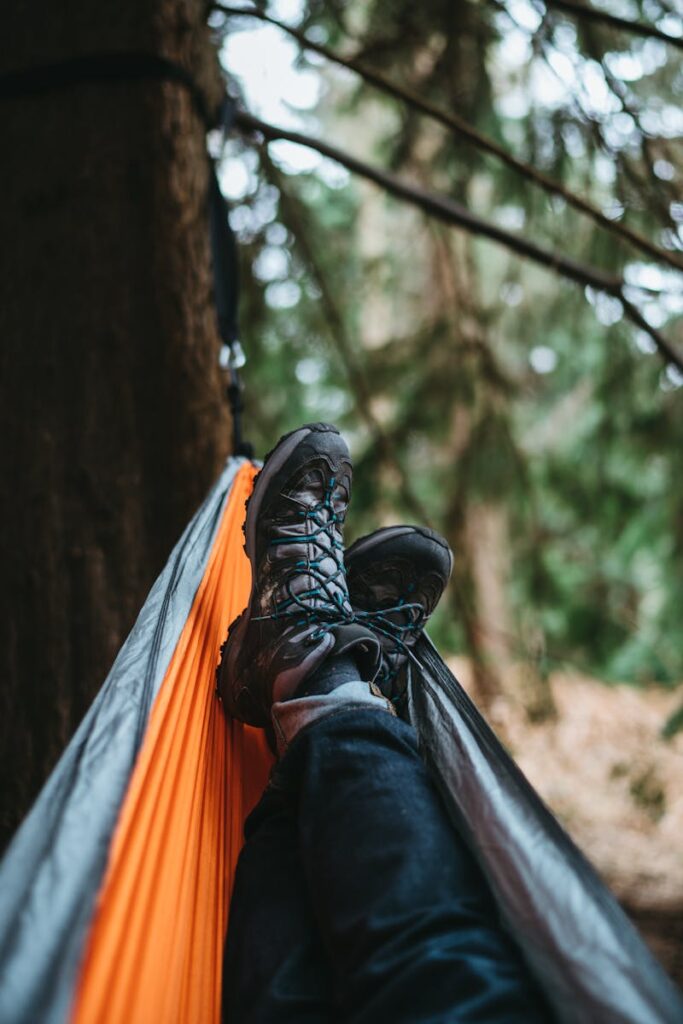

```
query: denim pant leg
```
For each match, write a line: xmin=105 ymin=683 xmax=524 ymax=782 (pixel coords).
xmin=222 ymin=785 xmax=333 ymax=1024
xmin=276 ymin=707 xmax=553 ymax=1024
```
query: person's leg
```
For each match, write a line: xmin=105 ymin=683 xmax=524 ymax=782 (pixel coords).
xmin=218 ymin=423 xmax=550 ymax=1022
xmin=223 ymin=656 xmax=383 ymax=1024
xmin=272 ymin=701 xmax=553 ymax=1024
xmin=222 ymin=784 xmax=333 ymax=1024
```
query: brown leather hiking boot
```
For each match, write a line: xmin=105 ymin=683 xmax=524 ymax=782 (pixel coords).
xmin=216 ymin=423 xmax=381 ymax=728
xmin=346 ymin=525 xmax=453 ymax=704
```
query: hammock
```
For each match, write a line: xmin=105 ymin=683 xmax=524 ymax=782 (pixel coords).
xmin=1 ymin=457 xmax=682 ymax=1024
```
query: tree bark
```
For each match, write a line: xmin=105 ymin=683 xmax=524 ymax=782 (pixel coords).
xmin=427 ymin=227 xmax=513 ymax=707
xmin=623 ymin=903 xmax=683 ymax=990
xmin=0 ymin=1 xmax=229 ymax=847
xmin=465 ymin=502 xmax=515 ymax=683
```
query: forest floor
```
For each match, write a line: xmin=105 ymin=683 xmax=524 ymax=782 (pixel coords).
xmin=448 ymin=659 xmax=683 ymax=985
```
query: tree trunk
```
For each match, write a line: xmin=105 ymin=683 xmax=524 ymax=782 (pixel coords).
xmin=464 ymin=502 xmax=515 ymax=684
xmin=426 ymin=226 xmax=514 ymax=707
xmin=623 ymin=903 xmax=683 ymax=990
xmin=0 ymin=1 xmax=229 ymax=848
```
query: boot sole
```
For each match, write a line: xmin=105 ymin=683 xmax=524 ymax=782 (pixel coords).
xmin=345 ymin=525 xmax=453 ymax=705
xmin=346 ymin=525 xmax=453 ymax=579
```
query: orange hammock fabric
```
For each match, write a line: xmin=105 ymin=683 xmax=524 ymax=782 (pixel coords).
xmin=72 ymin=462 xmax=272 ymax=1024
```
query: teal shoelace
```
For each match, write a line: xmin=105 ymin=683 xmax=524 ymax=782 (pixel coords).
xmin=254 ymin=476 xmax=353 ymax=640
xmin=254 ymin=475 xmax=427 ymax=696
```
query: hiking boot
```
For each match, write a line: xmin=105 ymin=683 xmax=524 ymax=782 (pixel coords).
xmin=346 ymin=525 xmax=453 ymax=704
xmin=216 ymin=423 xmax=381 ymax=728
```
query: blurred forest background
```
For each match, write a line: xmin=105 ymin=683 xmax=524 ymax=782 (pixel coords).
xmin=1 ymin=0 xmax=682 ymax=986
xmin=217 ymin=0 xmax=683 ymax=704
xmin=212 ymin=0 xmax=683 ymax=975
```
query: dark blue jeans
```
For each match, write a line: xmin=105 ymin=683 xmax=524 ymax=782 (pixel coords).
xmin=223 ymin=708 xmax=552 ymax=1023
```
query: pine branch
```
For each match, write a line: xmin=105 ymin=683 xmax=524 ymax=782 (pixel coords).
xmin=543 ymin=0 xmax=683 ymax=51
xmin=497 ymin=1 xmax=683 ymax=227
xmin=215 ymin=3 xmax=683 ymax=272
xmin=580 ymin=27 xmax=683 ymax=214
xmin=534 ymin=32 xmax=682 ymax=235
xmin=235 ymin=110 xmax=683 ymax=373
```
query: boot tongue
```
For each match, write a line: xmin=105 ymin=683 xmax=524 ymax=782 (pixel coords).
xmin=265 ymin=486 xmax=352 ymax=620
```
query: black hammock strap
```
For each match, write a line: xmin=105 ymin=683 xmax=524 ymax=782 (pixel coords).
xmin=209 ymin=98 xmax=253 ymax=458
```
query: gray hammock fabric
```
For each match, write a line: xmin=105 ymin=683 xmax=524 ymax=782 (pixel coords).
xmin=0 ymin=457 xmax=247 ymax=1024
xmin=409 ymin=638 xmax=683 ymax=1024
xmin=0 ymin=454 xmax=681 ymax=1023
